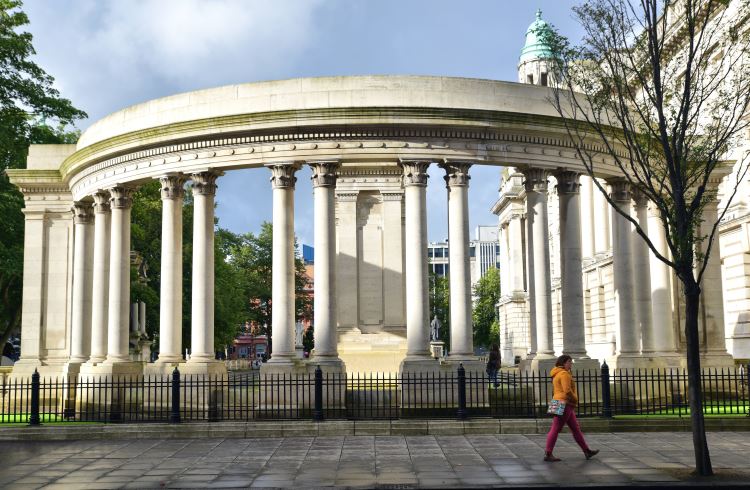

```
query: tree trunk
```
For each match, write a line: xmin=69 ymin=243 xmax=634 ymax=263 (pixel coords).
xmin=682 ymin=276 xmax=713 ymax=476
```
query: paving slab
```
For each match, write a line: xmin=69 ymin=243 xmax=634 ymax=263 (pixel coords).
xmin=0 ymin=432 xmax=749 ymax=488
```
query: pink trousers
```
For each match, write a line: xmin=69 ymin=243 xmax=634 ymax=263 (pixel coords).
xmin=545 ymin=404 xmax=590 ymax=453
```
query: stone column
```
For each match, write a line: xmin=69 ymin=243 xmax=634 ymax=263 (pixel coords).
xmin=608 ymin=179 xmax=639 ymax=362
xmin=88 ymin=191 xmax=111 ymax=364
xmin=579 ymin=175 xmax=595 ymax=259
xmin=69 ymin=202 xmax=94 ymax=363
xmin=593 ymin=178 xmax=611 ymax=256
xmin=646 ymin=201 xmax=678 ymax=357
xmin=554 ymin=170 xmax=588 ymax=358
xmin=523 ymin=168 xmax=554 ymax=359
xmin=440 ymin=161 xmax=473 ymax=359
xmin=267 ymin=163 xmax=300 ymax=364
xmin=508 ymin=214 xmax=525 ymax=294
xmin=188 ymin=171 xmax=219 ymax=364
xmin=698 ymin=195 xmax=733 ymax=365
xmin=400 ymin=160 xmax=431 ymax=361
xmin=632 ymin=191 xmax=654 ymax=356
xmin=156 ymin=174 xmax=185 ymax=364
xmin=309 ymin=161 xmax=343 ymax=367
xmin=105 ymin=186 xmax=134 ymax=363
xmin=498 ymin=223 xmax=509 ymax=296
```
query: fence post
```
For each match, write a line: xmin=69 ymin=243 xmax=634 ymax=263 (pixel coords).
xmin=601 ymin=361 xmax=612 ymax=418
xmin=457 ymin=363 xmax=467 ymax=420
xmin=170 ymin=367 xmax=181 ymax=424
xmin=313 ymin=365 xmax=323 ymax=422
xmin=29 ymin=369 xmax=40 ymax=426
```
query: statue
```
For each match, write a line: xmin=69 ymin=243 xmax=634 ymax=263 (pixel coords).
xmin=295 ymin=321 xmax=304 ymax=347
xmin=430 ymin=315 xmax=441 ymax=342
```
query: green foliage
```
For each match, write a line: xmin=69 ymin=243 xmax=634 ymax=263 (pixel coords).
xmin=0 ymin=1 xmax=86 ymax=346
xmin=472 ymin=267 xmax=500 ymax=349
xmin=428 ymin=272 xmax=450 ymax=349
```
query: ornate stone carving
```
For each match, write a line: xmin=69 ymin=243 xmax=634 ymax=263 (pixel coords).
xmin=309 ymin=161 xmax=340 ymax=187
xmin=159 ymin=174 xmax=186 ymax=200
xmin=190 ymin=171 xmax=219 ymax=195
xmin=108 ymin=186 xmax=134 ymax=209
xmin=554 ymin=170 xmax=581 ymax=194
xmin=399 ymin=160 xmax=430 ymax=187
xmin=381 ymin=192 xmax=404 ymax=201
xmin=607 ymin=178 xmax=631 ymax=202
xmin=439 ymin=162 xmax=472 ymax=187
xmin=522 ymin=167 xmax=550 ymax=193
xmin=336 ymin=192 xmax=359 ymax=202
xmin=71 ymin=201 xmax=94 ymax=224
xmin=267 ymin=163 xmax=299 ymax=189
xmin=92 ymin=191 xmax=111 ymax=214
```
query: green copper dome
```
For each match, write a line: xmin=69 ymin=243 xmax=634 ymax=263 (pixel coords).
xmin=520 ymin=9 xmax=553 ymax=63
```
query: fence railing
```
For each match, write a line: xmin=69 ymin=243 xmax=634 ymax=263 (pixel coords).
xmin=1 ymin=363 xmax=747 ymax=424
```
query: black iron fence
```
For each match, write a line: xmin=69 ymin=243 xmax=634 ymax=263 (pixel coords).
xmin=1 ymin=363 xmax=748 ymax=424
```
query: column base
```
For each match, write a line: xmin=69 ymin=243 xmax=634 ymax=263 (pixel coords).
xmin=399 ymin=357 xmax=443 ymax=375
xmin=700 ymin=351 xmax=735 ymax=368
xmin=260 ymin=358 xmax=311 ymax=376
xmin=609 ymin=354 xmax=653 ymax=370
xmin=9 ymin=359 xmax=67 ymax=381
xmin=639 ymin=352 xmax=684 ymax=369
xmin=180 ymin=360 xmax=228 ymax=378
xmin=143 ymin=361 xmax=182 ymax=377
xmin=569 ymin=357 xmax=601 ymax=374
xmin=309 ymin=356 xmax=347 ymax=374
xmin=79 ymin=360 xmax=143 ymax=379
xmin=442 ymin=357 xmax=486 ymax=375
xmin=518 ymin=357 xmax=558 ymax=376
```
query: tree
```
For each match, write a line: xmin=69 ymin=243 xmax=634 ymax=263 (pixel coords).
xmin=541 ymin=0 xmax=750 ymax=475
xmin=0 ymin=0 xmax=87 ymax=347
xmin=472 ymin=267 xmax=500 ymax=349
xmin=428 ymin=272 xmax=450 ymax=348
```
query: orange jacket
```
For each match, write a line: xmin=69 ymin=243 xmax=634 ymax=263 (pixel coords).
xmin=550 ymin=367 xmax=578 ymax=408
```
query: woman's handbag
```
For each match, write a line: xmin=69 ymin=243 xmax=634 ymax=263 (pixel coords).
xmin=547 ymin=399 xmax=566 ymax=416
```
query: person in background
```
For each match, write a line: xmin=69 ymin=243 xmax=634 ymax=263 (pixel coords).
xmin=486 ymin=344 xmax=501 ymax=388
xmin=544 ymin=354 xmax=599 ymax=462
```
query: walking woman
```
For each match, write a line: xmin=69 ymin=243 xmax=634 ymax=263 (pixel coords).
xmin=544 ymin=354 xmax=599 ymax=462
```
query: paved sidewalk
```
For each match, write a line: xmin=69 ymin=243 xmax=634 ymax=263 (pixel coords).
xmin=0 ymin=432 xmax=748 ymax=488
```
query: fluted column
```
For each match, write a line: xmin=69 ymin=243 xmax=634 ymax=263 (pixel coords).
xmin=89 ymin=192 xmax=111 ymax=364
xmin=498 ymin=223 xmax=509 ymax=296
xmin=69 ymin=202 xmax=94 ymax=363
xmin=157 ymin=174 xmax=186 ymax=364
xmin=105 ymin=186 xmax=134 ymax=363
xmin=268 ymin=163 xmax=300 ymax=363
xmin=508 ymin=214 xmax=525 ymax=294
xmin=555 ymin=170 xmax=587 ymax=358
xmin=440 ymin=161 xmax=473 ymax=358
xmin=523 ymin=168 xmax=554 ymax=358
xmin=632 ymin=191 xmax=654 ymax=354
xmin=188 ymin=171 xmax=219 ymax=363
xmin=699 ymin=197 xmax=731 ymax=357
xmin=310 ymin=161 xmax=341 ymax=364
xmin=400 ymin=160 xmax=431 ymax=359
xmin=593 ymin=178 xmax=611 ymax=256
xmin=579 ymin=175 xmax=595 ymax=259
xmin=647 ymin=201 xmax=676 ymax=354
xmin=608 ymin=179 xmax=639 ymax=358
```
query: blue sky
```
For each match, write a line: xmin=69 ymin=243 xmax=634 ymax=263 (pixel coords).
xmin=24 ymin=0 xmax=583 ymax=246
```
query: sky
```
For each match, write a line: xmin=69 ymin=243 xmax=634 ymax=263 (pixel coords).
xmin=23 ymin=0 xmax=583 ymax=246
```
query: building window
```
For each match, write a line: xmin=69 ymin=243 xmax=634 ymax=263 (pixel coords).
xmin=470 ymin=246 xmax=476 ymax=258
xmin=435 ymin=264 xmax=445 ymax=276
xmin=541 ymin=72 xmax=548 ymax=86
xmin=428 ymin=248 xmax=433 ymax=258
xmin=527 ymin=74 xmax=534 ymax=84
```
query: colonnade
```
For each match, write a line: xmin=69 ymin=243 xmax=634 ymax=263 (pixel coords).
xmin=66 ymin=159 xmax=482 ymax=374
xmin=497 ymin=168 xmax=730 ymax=367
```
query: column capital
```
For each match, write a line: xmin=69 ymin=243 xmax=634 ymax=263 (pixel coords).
xmin=554 ymin=170 xmax=581 ymax=195
xmin=108 ymin=186 xmax=134 ymax=209
xmin=399 ymin=160 xmax=430 ymax=187
xmin=607 ymin=178 xmax=631 ymax=203
xmin=439 ymin=161 xmax=472 ymax=187
xmin=309 ymin=160 xmax=340 ymax=188
xmin=71 ymin=201 xmax=94 ymax=224
xmin=632 ymin=187 xmax=649 ymax=207
xmin=158 ymin=174 xmax=187 ymax=200
xmin=522 ymin=167 xmax=550 ymax=193
xmin=92 ymin=191 xmax=111 ymax=214
xmin=267 ymin=163 xmax=300 ymax=189
xmin=191 ymin=171 xmax=220 ymax=196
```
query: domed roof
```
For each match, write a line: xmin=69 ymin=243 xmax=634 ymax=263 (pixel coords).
xmin=520 ymin=9 xmax=553 ymax=63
